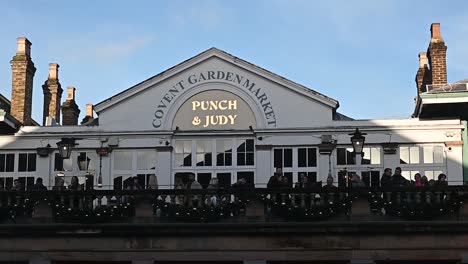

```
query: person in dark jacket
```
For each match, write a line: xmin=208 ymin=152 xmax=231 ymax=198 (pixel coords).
xmin=322 ymin=176 xmax=337 ymax=191
xmin=380 ymin=168 xmax=393 ymax=188
xmin=435 ymin=173 xmax=448 ymax=186
xmin=33 ymin=177 xmax=48 ymax=191
xmin=267 ymin=167 xmax=284 ymax=188
xmin=392 ymin=167 xmax=409 ymax=187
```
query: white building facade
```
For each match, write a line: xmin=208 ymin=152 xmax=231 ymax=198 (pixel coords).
xmin=0 ymin=47 xmax=465 ymax=190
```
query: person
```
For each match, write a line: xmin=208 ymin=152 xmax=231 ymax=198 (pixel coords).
xmin=392 ymin=167 xmax=409 ymax=187
xmin=322 ymin=176 xmax=338 ymax=191
xmin=435 ymin=173 xmax=448 ymax=186
xmin=412 ymin=173 xmax=423 ymax=187
xmin=52 ymin=177 xmax=66 ymax=191
xmin=187 ymin=173 xmax=202 ymax=190
xmin=295 ymin=173 xmax=313 ymax=188
xmin=12 ymin=179 xmax=23 ymax=191
xmin=33 ymin=177 xmax=48 ymax=191
xmin=147 ymin=174 xmax=158 ymax=190
xmin=231 ymin=177 xmax=253 ymax=189
xmin=207 ymin=178 xmax=219 ymax=190
xmin=350 ymin=173 xmax=365 ymax=188
xmin=126 ymin=176 xmax=142 ymax=191
xmin=380 ymin=168 xmax=393 ymax=188
xmin=68 ymin=176 xmax=82 ymax=191
xmin=174 ymin=176 xmax=186 ymax=190
xmin=281 ymin=176 xmax=290 ymax=188
xmin=421 ymin=175 xmax=429 ymax=186
xmin=267 ymin=167 xmax=284 ymax=188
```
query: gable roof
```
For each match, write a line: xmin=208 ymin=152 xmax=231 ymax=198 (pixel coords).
xmin=94 ymin=48 xmax=339 ymax=113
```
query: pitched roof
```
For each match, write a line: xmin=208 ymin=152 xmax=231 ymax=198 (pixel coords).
xmin=94 ymin=47 xmax=339 ymax=113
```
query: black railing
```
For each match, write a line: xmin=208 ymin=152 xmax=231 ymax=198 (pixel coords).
xmin=0 ymin=186 xmax=466 ymax=223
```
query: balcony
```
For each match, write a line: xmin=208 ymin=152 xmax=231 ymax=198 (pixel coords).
xmin=0 ymin=186 xmax=465 ymax=224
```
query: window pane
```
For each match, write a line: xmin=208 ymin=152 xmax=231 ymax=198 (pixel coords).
xmin=308 ymin=148 xmax=317 ymax=167
xmin=423 ymin=146 xmax=433 ymax=163
xmin=237 ymin=153 xmax=245 ymax=166
xmin=410 ymin=146 xmax=419 ymax=164
xmin=274 ymin=149 xmax=283 ymax=168
xmin=434 ymin=146 xmax=444 ymax=164
xmin=346 ymin=148 xmax=355 ymax=165
xmin=246 ymin=139 xmax=254 ymax=152
xmin=183 ymin=153 xmax=192 ymax=166
xmin=284 ymin=149 xmax=292 ymax=167
xmin=236 ymin=140 xmax=246 ymax=152
xmin=175 ymin=141 xmax=184 ymax=153
xmin=19 ymin=153 xmax=27 ymax=172
xmin=246 ymin=152 xmax=254 ymax=165
xmin=27 ymin=153 xmax=36 ymax=171
xmin=137 ymin=151 xmax=156 ymax=170
xmin=114 ymin=151 xmax=132 ymax=170
xmin=0 ymin=154 xmax=5 ymax=172
xmin=362 ymin=148 xmax=371 ymax=165
xmin=298 ymin=148 xmax=306 ymax=167
xmin=425 ymin=171 xmax=434 ymax=180
xmin=216 ymin=153 xmax=224 ymax=166
xmin=401 ymin=171 xmax=410 ymax=180
xmin=337 ymin=148 xmax=346 ymax=165
xmin=176 ymin=153 xmax=184 ymax=167
xmin=400 ymin=147 xmax=409 ymax=164
xmin=184 ymin=141 xmax=191 ymax=153
xmin=6 ymin=154 xmax=14 ymax=172
xmin=77 ymin=152 xmax=88 ymax=170
xmin=225 ymin=153 xmax=232 ymax=166
xmin=63 ymin=156 xmax=73 ymax=171
xmin=54 ymin=153 xmax=63 ymax=171
xmin=371 ymin=147 xmax=381 ymax=165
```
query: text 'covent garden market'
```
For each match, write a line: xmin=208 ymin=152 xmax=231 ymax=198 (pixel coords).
xmin=1 ymin=23 xmax=468 ymax=264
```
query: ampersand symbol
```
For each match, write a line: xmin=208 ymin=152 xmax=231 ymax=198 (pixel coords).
xmin=192 ymin=116 xmax=201 ymax=126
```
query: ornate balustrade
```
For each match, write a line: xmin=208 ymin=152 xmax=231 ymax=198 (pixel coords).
xmin=0 ymin=186 xmax=466 ymax=223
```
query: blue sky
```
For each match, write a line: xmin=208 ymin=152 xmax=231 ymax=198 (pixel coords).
xmin=0 ymin=0 xmax=467 ymax=123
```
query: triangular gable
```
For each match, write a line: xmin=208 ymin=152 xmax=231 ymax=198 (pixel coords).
xmin=94 ymin=48 xmax=339 ymax=113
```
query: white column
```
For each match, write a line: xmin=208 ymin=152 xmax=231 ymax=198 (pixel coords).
xmin=256 ymin=146 xmax=272 ymax=187
xmin=157 ymin=146 xmax=172 ymax=189
xmin=318 ymin=154 xmax=330 ymax=182
xmin=446 ymin=145 xmax=463 ymax=185
xmin=101 ymin=155 xmax=111 ymax=189
xmin=36 ymin=155 xmax=52 ymax=187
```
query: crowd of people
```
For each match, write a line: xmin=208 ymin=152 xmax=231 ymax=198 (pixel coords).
xmin=379 ymin=167 xmax=447 ymax=188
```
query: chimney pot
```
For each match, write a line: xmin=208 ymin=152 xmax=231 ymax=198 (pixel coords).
xmin=418 ymin=52 xmax=428 ymax=68
xmin=49 ymin=63 xmax=59 ymax=80
xmin=66 ymin=86 xmax=76 ymax=101
xmin=86 ymin=104 xmax=93 ymax=117
xmin=431 ymin=23 xmax=442 ymax=40
xmin=16 ymin=37 xmax=32 ymax=57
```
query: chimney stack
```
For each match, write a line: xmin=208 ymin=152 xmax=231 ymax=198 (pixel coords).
xmin=42 ymin=63 xmax=63 ymax=125
xmin=81 ymin=104 xmax=95 ymax=125
xmin=427 ymin=23 xmax=447 ymax=85
xmin=61 ymin=86 xmax=80 ymax=125
xmin=415 ymin=52 xmax=431 ymax=94
xmin=10 ymin=37 xmax=36 ymax=125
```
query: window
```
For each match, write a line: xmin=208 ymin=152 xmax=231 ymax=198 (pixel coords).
xmin=401 ymin=170 xmax=420 ymax=181
xmin=361 ymin=147 xmax=381 ymax=165
xmin=54 ymin=153 xmax=73 ymax=171
xmin=113 ymin=151 xmax=132 ymax=170
xmin=196 ymin=140 xmax=212 ymax=166
xmin=274 ymin=148 xmax=293 ymax=168
xmin=424 ymin=170 xmax=444 ymax=180
xmin=0 ymin=153 xmax=15 ymax=172
xmin=297 ymin=148 xmax=317 ymax=167
xmin=237 ymin=139 xmax=254 ymax=166
xmin=400 ymin=146 xmax=420 ymax=164
xmin=137 ymin=151 xmax=156 ymax=170
xmin=77 ymin=152 xmax=98 ymax=171
xmin=175 ymin=140 xmax=192 ymax=167
xmin=18 ymin=153 xmax=36 ymax=172
xmin=216 ymin=139 xmax=232 ymax=166
xmin=336 ymin=148 xmax=355 ymax=165
xmin=423 ymin=146 xmax=444 ymax=164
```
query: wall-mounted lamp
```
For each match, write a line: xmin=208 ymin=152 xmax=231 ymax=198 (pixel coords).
xmin=56 ymin=138 xmax=79 ymax=159
xmin=349 ymin=128 xmax=366 ymax=156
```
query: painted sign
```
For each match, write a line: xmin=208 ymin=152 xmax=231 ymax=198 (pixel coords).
xmin=172 ymin=90 xmax=256 ymax=130
xmin=152 ymin=71 xmax=277 ymax=128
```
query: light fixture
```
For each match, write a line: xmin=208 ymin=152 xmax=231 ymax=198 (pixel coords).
xmin=56 ymin=138 xmax=79 ymax=159
xmin=349 ymin=128 xmax=366 ymax=155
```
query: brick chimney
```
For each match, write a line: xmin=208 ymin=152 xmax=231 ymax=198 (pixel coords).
xmin=10 ymin=37 xmax=36 ymax=125
xmin=427 ymin=23 xmax=447 ymax=85
xmin=80 ymin=104 xmax=95 ymax=125
xmin=42 ymin=63 xmax=63 ymax=125
xmin=61 ymin=86 xmax=80 ymax=125
xmin=415 ymin=52 xmax=431 ymax=94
